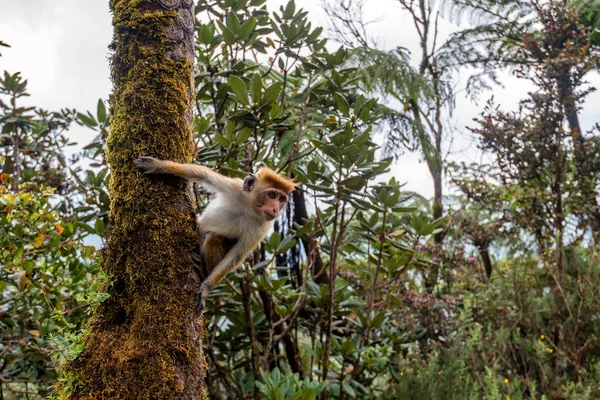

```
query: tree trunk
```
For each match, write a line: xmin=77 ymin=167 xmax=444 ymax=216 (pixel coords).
xmin=258 ymin=286 xmax=305 ymax=377
xmin=293 ymin=190 xmax=329 ymax=285
xmin=473 ymin=238 xmax=493 ymax=279
xmin=58 ymin=1 xmax=207 ymax=398
xmin=557 ymin=73 xmax=600 ymax=237
xmin=432 ymin=168 xmax=444 ymax=243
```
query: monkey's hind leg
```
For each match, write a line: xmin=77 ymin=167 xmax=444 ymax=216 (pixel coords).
xmin=195 ymin=233 xmax=238 ymax=314
xmin=196 ymin=281 xmax=211 ymax=314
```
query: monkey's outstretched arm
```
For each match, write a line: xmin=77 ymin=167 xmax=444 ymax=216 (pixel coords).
xmin=135 ymin=156 xmax=240 ymax=194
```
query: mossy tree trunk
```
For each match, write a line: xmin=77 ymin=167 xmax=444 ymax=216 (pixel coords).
xmin=59 ymin=0 xmax=206 ymax=398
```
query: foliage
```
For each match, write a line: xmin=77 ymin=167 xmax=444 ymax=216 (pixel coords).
xmin=324 ymin=0 xmax=455 ymax=253
xmin=0 ymin=71 xmax=78 ymax=195
xmin=187 ymin=1 xmax=442 ymax=398
xmin=391 ymin=251 xmax=600 ymax=399
xmin=443 ymin=2 xmax=600 ymax=398
xmin=569 ymin=0 xmax=600 ymax=45
xmin=0 ymin=72 xmax=94 ymax=398
xmin=256 ymin=368 xmax=326 ymax=400
xmin=71 ymin=99 xmax=111 ymax=239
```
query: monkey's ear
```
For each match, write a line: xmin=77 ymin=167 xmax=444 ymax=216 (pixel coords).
xmin=243 ymin=173 xmax=256 ymax=192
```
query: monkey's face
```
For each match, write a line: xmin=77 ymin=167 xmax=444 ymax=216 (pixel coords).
xmin=255 ymin=188 xmax=289 ymax=221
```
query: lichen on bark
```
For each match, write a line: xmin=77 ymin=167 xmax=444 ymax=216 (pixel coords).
xmin=57 ymin=1 xmax=207 ymax=398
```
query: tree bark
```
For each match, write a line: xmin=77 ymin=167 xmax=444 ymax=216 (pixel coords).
xmin=258 ymin=287 xmax=305 ymax=377
xmin=293 ymin=190 xmax=329 ymax=285
xmin=240 ymin=274 xmax=263 ymax=384
xmin=474 ymin=238 xmax=493 ymax=279
xmin=432 ymin=168 xmax=444 ymax=242
xmin=58 ymin=1 xmax=206 ymax=399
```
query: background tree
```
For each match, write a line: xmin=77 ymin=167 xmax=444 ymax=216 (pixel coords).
xmin=323 ymin=0 xmax=458 ymax=294
xmin=443 ymin=3 xmax=600 ymax=396
xmin=324 ymin=0 xmax=453 ymax=243
xmin=446 ymin=0 xmax=600 ymax=239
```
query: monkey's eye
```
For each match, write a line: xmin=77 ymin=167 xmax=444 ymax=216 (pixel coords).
xmin=279 ymin=196 xmax=286 ymax=203
xmin=267 ymin=191 xmax=277 ymax=199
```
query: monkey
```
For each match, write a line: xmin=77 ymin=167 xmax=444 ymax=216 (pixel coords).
xmin=133 ymin=156 xmax=296 ymax=312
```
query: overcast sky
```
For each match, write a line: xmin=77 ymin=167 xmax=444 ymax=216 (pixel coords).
xmin=1 ymin=0 xmax=599 ymax=199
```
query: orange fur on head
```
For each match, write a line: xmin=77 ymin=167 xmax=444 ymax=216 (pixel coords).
xmin=256 ymin=167 xmax=297 ymax=193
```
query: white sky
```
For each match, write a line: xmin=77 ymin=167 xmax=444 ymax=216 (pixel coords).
xmin=1 ymin=0 xmax=599 ymax=199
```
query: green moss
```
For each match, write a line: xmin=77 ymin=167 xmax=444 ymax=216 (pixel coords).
xmin=56 ymin=1 xmax=207 ymax=398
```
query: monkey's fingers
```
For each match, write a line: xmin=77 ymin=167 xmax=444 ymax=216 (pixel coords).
xmin=196 ymin=293 xmax=207 ymax=315
xmin=196 ymin=284 xmax=210 ymax=315
xmin=134 ymin=156 xmax=160 ymax=174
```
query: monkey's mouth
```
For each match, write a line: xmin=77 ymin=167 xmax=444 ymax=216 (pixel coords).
xmin=263 ymin=211 xmax=276 ymax=221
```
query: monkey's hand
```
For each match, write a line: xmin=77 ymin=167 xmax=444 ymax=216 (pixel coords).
xmin=196 ymin=281 xmax=211 ymax=314
xmin=134 ymin=156 xmax=164 ymax=175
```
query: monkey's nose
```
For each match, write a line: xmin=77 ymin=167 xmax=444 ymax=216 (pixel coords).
xmin=272 ymin=208 xmax=278 ymax=214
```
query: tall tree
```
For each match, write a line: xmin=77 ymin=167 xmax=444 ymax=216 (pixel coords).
xmin=325 ymin=0 xmax=453 ymax=290
xmin=445 ymin=0 xmax=600 ymax=238
xmin=58 ymin=0 xmax=206 ymax=398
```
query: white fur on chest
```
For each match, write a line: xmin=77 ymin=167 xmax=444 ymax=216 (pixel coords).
xmin=198 ymin=193 xmax=271 ymax=241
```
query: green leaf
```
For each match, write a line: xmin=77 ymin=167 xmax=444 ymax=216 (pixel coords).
xmin=411 ymin=215 xmax=424 ymax=235
xmin=358 ymin=98 xmax=377 ymax=121
xmin=368 ymin=212 xmax=379 ymax=227
xmin=277 ymin=236 xmax=296 ymax=253
xmin=341 ymin=339 xmax=355 ymax=353
xmin=239 ymin=16 xmax=257 ymax=40
xmin=261 ymin=82 xmax=282 ymax=105
xmin=226 ymin=10 xmax=241 ymax=33
xmin=269 ymin=232 xmax=281 ymax=249
xmin=214 ymin=134 xmax=230 ymax=148
xmin=307 ymin=27 xmax=323 ymax=43
xmin=283 ymin=0 xmax=296 ymax=19
xmin=383 ymin=191 xmax=399 ymax=208
xmin=334 ymin=93 xmax=350 ymax=116
xmin=228 ymin=75 xmax=249 ymax=105
xmin=97 ymin=99 xmax=107 ymax=122
xmin=199 ymin=25 xmax=214 ymax=45
xmin=217 ymin=21 xmax=236 ymax=45
xmin=371 ymin=311 xmax=386 ymax=328
xmin=340 ymin=175 xmax=366 ymax=190
xmin=236 ymin=126 xmax=253 ymax=144
xmin=250 ymin=73 xmax=262 ymax=104
xmin=76 ymin=221 xmax=96 ymax=235
xmin=253 ymin=260 xmax=271 ymax=270
xmin=224 ymin=120 xmax=236 ymax=141
xmin=78 ymin=112 xmax=97 ymax=127
xmin=95 ymin=218 xmax=105 ymax=236
xmin=24 ymin=260 xmax=35 ymax=275
xmin=301 ymin=388 xmax=316 ymax=400
xmin=342 ymin=381 xmax=356 ymax=398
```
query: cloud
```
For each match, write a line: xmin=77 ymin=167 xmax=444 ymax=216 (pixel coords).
xmin=0 ymin=0 xmax=113 ymax=150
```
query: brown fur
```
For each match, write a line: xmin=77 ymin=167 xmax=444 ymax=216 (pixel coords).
xmin=256 ymin=167 xmax=296 ymax=193
xmin=202 ymin=233 xmax=238 ymax=275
